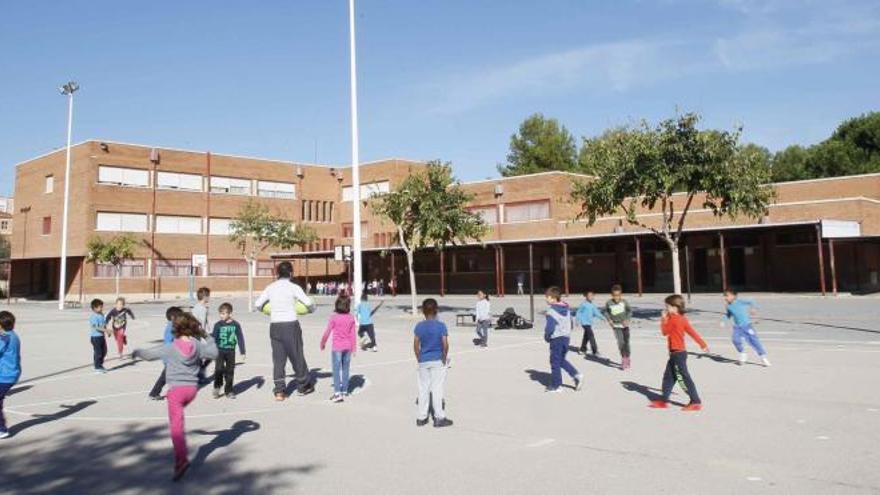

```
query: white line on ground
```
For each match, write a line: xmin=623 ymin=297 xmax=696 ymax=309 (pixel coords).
xmin=527 ymin=438 xmax=556 ymax=448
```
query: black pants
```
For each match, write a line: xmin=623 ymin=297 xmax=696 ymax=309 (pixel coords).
xmin=579 ymin=325 xmax=598 ymax=354
xmin=149 ymin=369 xmax=166 ymax=398
xmin=213 ymin=349 xmax=236 ymax=394
xmin=613 ymin=327 xmax=631 ymax=358
xmin=358 ymin=324 xmax=376 ymax=348
xmin=91 ymin=336 xmax=107 ymax=369
xmin=270 ymin=321 xmax=311 ymax=394
xmin=661 ymin=351 xmax=701 ymax=404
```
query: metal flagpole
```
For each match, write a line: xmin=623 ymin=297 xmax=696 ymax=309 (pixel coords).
xmin=58 ymin=81 xmax=79 ymax=310
xmin=348 ymin=0 xmax=364 ymax=303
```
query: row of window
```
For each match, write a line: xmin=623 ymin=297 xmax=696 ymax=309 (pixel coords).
xmin=469 ymin=200 xmax=552 ymax=224
xmin=94 ymin=259 xmax=276 ymax=278
xmin=341 ymin=181 xmax=390 ymax=202
xmin=302 ymin=200 xmax=334 ymax=223
xmin=97 ymin=165 xmax=296 ymax=199
xmin=96 ymin=212 xmax=246 ymax=235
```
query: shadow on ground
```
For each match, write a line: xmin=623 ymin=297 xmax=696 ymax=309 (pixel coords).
xmin=524 ymin=369 xmax=575 ymax=390
xmin=620 ymin=381 xmax=686 ymax=407
xmin=1 ymin=420 xmax=322 ymax=493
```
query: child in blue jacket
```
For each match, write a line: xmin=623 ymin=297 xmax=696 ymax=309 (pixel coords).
xmin=575 ymin=290 xmax=604 ymax=356
xmin=544 ymin=287 xmax=582 ymax=393
xmin=0 ymin=311 xmax=22 ymax=439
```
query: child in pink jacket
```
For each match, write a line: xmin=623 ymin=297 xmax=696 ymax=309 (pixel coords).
xmin=321 ymin=296 xmax=357 ymax=403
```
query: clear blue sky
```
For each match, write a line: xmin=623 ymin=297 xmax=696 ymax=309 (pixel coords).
xmin=2 ymin=0 xmax=879 ymax=196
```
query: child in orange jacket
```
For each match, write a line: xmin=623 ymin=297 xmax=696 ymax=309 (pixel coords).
xmin=649 ymin=294 xmax=709 ymax=412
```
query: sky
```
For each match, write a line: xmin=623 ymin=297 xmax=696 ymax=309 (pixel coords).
xmin=1 ymin=0 xmax=879 ymax=196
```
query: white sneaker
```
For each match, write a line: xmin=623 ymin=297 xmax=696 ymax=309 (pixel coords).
xmin=738 ymin=353 xmax=748 ymax=366
xmin=761 ymin=356 xmax=772 ymax=367
xmin=573 ymin=374 xmax=584 ymax=391
xmin=0 ymin=431 xmax=9 ymax=439
xmin=370 ymin=346 xmax=378 ymax=353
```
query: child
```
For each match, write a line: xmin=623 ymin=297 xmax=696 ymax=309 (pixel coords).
xmin=414 ymin=298 xmax=453 ymax=428
xmin=575 ymin=290 xmax=603 ymax=357
xmin=320 ymin=296 xmax=357 ymax=403
xmin=191 ymin=287 xmax=212 ymax=383
xmin=604 ymin=285 xmax=633 ymax=370
xmin=0 ymin=311 xmax=21 ymax=439
xmin=212 ymin=303 xmax=246 ymax=399
xmin=356 ymin=293 xmax=382 ymax=352
xmin=89 ymin=299 xmax=109 ymax=373
xmin=722 ymin=289 xmax=771 ymax=367
xmin=475 ymin=290 xmax=491 ymax=348
xmin=650 ymin=295 xmax=709 ymax=411
xmin=105 ymin=297 xmax=135 ymax=358
xmin=544 ymin=287 xmax=583 ymax=393
xmin=133 ymin=313 xmax=218 ymax=481
xmin=148 ymin=306 xmax=184 ymax=400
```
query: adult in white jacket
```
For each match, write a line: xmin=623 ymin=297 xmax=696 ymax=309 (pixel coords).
xmin=254 ymin=261 xmax=316 ymax=400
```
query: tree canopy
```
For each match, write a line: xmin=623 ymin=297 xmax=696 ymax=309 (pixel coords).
xmin=229 ymin=200 xmax=316 ymax=261
xmin=573 ymin=113 xmax=775 ymax=293
xmin=86 ymin=234 xmax=140 ymax=297
xmin=498 ymin=113 xmax=578 ymax=176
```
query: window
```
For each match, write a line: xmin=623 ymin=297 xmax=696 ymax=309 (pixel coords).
xmin=96 ymin=212 xmax=149 ymax=232
xmin=469 ymin=206 xmax=498 ymax=224
xmin=328 ymin=202 xmax=334 ymax=222
xmin=504 ymin=200 xmax=550 ymax=223
xmin=342 ymin=222 xmax=368 ymax=239
xmin=209 ymin=218 xmax=233 ymax=235
xmin=155 ymin=215 xmax=202 ymax=234
xmin=210 ymin=176 xmax=250 ymax=195
xmin=45 ymin=175 xmax=54 ymax=193
xmin=157 ymin=171 xmax=203 ymax=192
xmin=42 ymin=216 xmax=51 ymax=235
xmin=156 ymin=259 xmax=196 ymax=277
xmin=342 ymin=181 xmax=390 ymax=202
xmin=94 ymin=259 xmax=147 ymax=278
xmin=256 ymin=260 xmax=275 ymax=277
xmin=210 ymin=259 xmax=249 ymax=276
xmin=98 ymin=166 xmax=150 ymax=187
xmin=0 ymin=220 xmax=9 ymax=232
xmin=257 ymin=181 xmax=296 ymax=199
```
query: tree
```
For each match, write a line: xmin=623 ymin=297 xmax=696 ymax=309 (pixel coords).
xmin=771 ymin=145 xmax=811 ymax=182
xmin=498 ymin=113 xmax=578 ymax=176
xmin=0 ymin=236 xmax=9 ymax=259
xmin=87 ymin=234 xmax=139 ymax=298
xmin=229 ymin=200 xmax=316 ymax=310
xmin=573 ymin=113 xmax=775 ymax=294
xmin=371 ymin=161 xmax=488 ymax=316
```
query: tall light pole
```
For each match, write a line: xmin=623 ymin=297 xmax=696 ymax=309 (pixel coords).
xmin=58 ymin=81 xmax=79 ymax=310
xmin=348 ymin=0 xmax=364 ymax=303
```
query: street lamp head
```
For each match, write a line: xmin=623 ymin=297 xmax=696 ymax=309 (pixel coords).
xmin=59 ymin=81 xmax=80 ymax=96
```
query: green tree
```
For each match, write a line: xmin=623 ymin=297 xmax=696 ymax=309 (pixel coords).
xmin=573 ymin=113 xmax=775 ymax=294
xmin=229 ymin=200 xmax=317 ymax=310
xmin=771 ymin=145 xmax=812 ymax=182
xmin=498 ymin=113 xmax=578 ymax=176
xmin=0 ymin=236 xmax=9 ymax=259
xmin=371 ymin=161 xmax=488 ymax=315
xmin=86 ymin=234 xmax=139 ymax=298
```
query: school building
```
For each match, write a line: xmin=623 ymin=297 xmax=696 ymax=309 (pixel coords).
xmin=6 ymin=140 xmax=880 ymax=301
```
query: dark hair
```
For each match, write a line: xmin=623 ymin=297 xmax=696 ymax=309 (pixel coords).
xmin=277 ymin=261 xmax=293 ymax=279
xmin=90 ymin=298 xmax=104 ymax=310
xmin=0 ymin=311 xmax=15 ymax=331
xmin=724 ymin=287 xmax=738 ymax=296
xmin=545 ymin=286 xmax=562 ymax=302
xmin=165 ymin=306 xmax=184 ymax=321
xmin=478 ymin=289 xmax=489 ymax=300
xmin=173 ymin=313 xmax=206 ymax=339
xmin=196 ymin=287 xmax=211 ymax=301
xmin=361 ymin=292 xmax=368 ymax=301
xmin=664 ymin=294 xmax=686 ymax=313
xmin=421 ymin=298 xmax=438 ymax=318
xmin=218 ymin=302 xmax=233 ymax=313
xmin=582 ymin=290 xmax=594 ymax=297
xmin=335 ymin=296 xmax=351 ymax=314
xmin=611 ymin=284 xmax=623 ymax=293
xmin=115 ymin=297 xmax=126 ymax=304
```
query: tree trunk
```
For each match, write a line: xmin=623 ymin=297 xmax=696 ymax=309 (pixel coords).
xmin=669 ymin=241 xmax=682 ymax=295
xmin=247 ymin=256 xmax=255 ymax=312
xmin=115 ymin=265 xmax=121 ymax=299
xmin=406 ymin=248 xmax=418 ymax=317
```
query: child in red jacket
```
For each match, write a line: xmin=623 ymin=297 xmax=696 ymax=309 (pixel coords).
xmin=649 ymin=294 xmax=709 ymax=412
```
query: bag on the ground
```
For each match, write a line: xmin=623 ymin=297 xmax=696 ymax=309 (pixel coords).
xmin=496 ymin=307 xmax=532 ymax=330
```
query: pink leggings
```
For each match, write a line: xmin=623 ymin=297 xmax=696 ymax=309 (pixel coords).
xmin=167 ymin=385 xmax=198 ymax=466
xmin=113 ymin=329 xmax=126 ymax=355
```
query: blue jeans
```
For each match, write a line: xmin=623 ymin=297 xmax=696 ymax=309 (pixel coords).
xmin=549 ymin=337 xmax=578 ymax=389
xmin=732 ymin=324 xmax=766 ymax=356
xmin=331 ymin=351 xmax=352 ymax=394
xmin=0 ymin=382 xmax=13 ymax=433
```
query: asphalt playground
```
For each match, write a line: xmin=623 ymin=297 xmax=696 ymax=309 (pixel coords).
xmin=0 ymin=292 xmax=878 ymax=494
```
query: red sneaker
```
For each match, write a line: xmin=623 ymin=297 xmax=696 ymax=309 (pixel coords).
xmin=648 ymin=400 xmax=668 ymax=409
xmin=681 ymin=403 xmax=702 ymax=412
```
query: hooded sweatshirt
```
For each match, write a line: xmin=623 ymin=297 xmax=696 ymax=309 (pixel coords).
xmin=544 ymin=303 xmax=572 ymax=342
xmin=134 ymin=337 xmax=218 ymax=387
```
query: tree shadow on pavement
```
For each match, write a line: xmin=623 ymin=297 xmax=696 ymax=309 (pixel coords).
xmin=8 ymin=400 xmax=96 ymax=438
xmin=1 ymin=422 xmax=322 ymax=493
xmin=191 ymin=420 xmax=261 ymax=469
xmin=620 ymin=381 xmax=686 ymax=407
